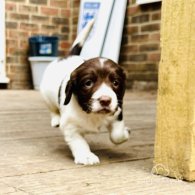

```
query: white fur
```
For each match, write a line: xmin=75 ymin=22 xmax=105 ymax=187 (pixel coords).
xmin=99 ymin=58 xmax=107 ymax=68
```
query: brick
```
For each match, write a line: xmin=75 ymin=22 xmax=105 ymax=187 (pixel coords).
xmin=61 ymin=26 xmax=69 ymax=33
xmin=152 ymin=12 xmax=161 ymax=20
xmin=14 ymin=49 xmax=27 ymax=56
xmin=121 ymin=45 xmax=139 ymax=53
xmin=132 ymin=14 xmax=149 ymax=23
xmin=20 ymin=40 xmax=28 ymax=50
xmin=124 ymin=63 xmax=158 ymax=72
xmin=131 ymin=34 xmax=149 ymax=42
xmin=52 ymin=17 xmax=69 ymax=25
xmin=140 ymin=2 xmax=161 ymax=12
xmin=8 ymin=30 xmax=29 ymax=39
xmin=11 ymin=73 xmax=31 ymax=81
xmin=129 ymin=54 xmax=147 ymax=62
xmin=7 ymin=39 xmax=14 ymax=50
xmin=41 ymin=7 xmax=59 ymax=16
xmin=41 ymin=24 xmax=56 ymax=29
xmin=66 ymin=0 xmax=71 ymax=8
xmin=127 ymin=71 xmax=158 ymax=81
xmin=60 ymin=41 xmax=70 ymax=49
xmin=147 ymin=53 xmax=161 ymax=62
xmin=71 ymin=33 xmax=77 ymax=41
xmin=126 ymin=25 xmax=138 ymax=34
xmin=141 ymin=23 xmax=160 ymax=32
xmin=52 ymin=34 xmax=68 ymax=41
xmin=20 ymin=23 xmax=39 ymax=31
xmin=140 ymin=43 xmax=159 ymax=52
xmin=132 ymin=81 xmax=158 ymax=91
xmin=61 ymin=9 xmax=71 ymax=17
xmin=7 ymin=47 xmax=16 ymax=55
xmin=7 ymin=0 xmax=25 ymax=2
xmin=10 ymin=13 xmax=29 ymax=21
xmin=72 ymin=0 xmax=80 ymax=7
xmin=150 ymin=33 xmax=160 ymax=41
xmin=30 ymin=0 xmax=47 ymax=5
xmin=73 ymin=16 xmax=79 ymax=25
xmin=50 ymin=0 xmax=66 ymax=8
xmin=6 ymin=56 xmax=19 ymax=63
xmin=9 ymin=65 xmax=30 ymax=74
xmin=6 ymin=21 xmax=18 ymax=29
xmin=9 ymin=82 xmax=32 ymax=90
xmin=31 ymin=15 xmax=49 ymax=22
xmin=19 ymin=5 xmax=38 ymax=13
xmin=127 ymin=6 xmax=139 ymax=15
xmin=6 ymin=3 xmax=17 ymax=11
xmin=41 ymin=25 xmax=57 ymax=31
xmin=19 ymin=56 xmax=29 ymax=64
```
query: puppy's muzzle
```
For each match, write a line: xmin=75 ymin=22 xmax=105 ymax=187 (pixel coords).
xmin=96 ymin=95 xmax=113 ymax=113
xmin=99 ymin=96 xmax=111 ymax=107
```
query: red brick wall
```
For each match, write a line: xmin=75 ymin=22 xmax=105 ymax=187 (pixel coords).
xmin=120 ymin=1 xmax=161 ymax=90
xmin=6 ymin=0 xmax=72 ymax=89
xmin=5 ymin=0 xmax=161 ymax=89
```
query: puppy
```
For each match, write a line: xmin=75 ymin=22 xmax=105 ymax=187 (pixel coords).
xmin=40 ymin=20 xmax=130 ymax=165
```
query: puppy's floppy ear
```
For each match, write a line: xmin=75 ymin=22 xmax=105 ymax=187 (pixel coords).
xmin=64 ymin=79 xmax=74 ymax=105
xmin=119 ymin=66 xmax=127 ymax=81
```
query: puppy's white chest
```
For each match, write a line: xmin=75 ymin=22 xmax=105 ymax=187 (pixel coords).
xmin=78 ymin=114 xmax=112 ymax=134
xmin=61 ymin=96 xmax=114 ymax=133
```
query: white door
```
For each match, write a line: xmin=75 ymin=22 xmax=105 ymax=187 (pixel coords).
xmin=77 ymin=0 xmax=127 ymax=63
xmin=101 ymin=0 xmax=127 ymax=62
xmin=78 ymin=0 xmax=115 ymax=60
xmin=0 ymin=0 xmax=9 ymax=83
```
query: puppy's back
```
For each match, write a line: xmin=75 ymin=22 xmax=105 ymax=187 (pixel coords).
xmin=40 ymin=56 xmax=84 ymax=110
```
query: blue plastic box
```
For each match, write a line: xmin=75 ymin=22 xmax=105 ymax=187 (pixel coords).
xmin=29 ymin=36 xmax=59 ymax=56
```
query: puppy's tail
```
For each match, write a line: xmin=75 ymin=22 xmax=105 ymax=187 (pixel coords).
xmin=69 ymin=19 xmax=95 ymax=56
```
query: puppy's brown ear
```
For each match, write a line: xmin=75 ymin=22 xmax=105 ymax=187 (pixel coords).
xmin=64 ymin=79 xmax=74 ymax=105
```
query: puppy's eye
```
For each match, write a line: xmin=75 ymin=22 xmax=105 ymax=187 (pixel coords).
xmin=113 ymin=80 xmax=119 ymax=87
xmin=84 ymin=79 xmax=94 ymax=88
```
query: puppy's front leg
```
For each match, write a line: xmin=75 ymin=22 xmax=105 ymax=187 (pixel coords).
xmin=110 ymin=119 xmax=130 ymax=145
xmin=63 ymin=127 xmax=100 ymax=165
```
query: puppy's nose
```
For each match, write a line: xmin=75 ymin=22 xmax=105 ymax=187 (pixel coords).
xmin=99 ymin=96 xmax=111 ymax=107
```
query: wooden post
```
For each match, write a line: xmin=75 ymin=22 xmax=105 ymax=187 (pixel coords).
xmin=154 ymin=0 xmax=195 ymax=181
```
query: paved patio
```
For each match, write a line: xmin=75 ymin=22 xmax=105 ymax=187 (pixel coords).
xmin=0 ymin=90 xmax=194 ymax=194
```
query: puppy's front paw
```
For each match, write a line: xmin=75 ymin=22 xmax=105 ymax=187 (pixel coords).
xmin=110 ymin=127 xmax=130 ymax=145
xmin=74 ymin=152 xmax=100 ymax=165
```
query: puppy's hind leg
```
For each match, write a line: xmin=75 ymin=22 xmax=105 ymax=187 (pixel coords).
xmin=43 ymin=99 xmax=60 ymax=127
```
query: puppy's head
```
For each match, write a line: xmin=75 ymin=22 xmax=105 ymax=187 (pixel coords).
xmin=64 ymin=57 xmax=126 ymax=114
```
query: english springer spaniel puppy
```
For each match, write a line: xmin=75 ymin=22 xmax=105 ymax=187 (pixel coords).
xmin=40 ymin=20 xmax=130 ymax=165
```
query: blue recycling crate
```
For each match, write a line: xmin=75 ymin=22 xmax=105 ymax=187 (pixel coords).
xmin=29 ymin=36 xmax=59 ymax=57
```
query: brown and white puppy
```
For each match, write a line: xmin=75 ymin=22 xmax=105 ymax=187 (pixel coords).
xmin=40 ymin=20 xmax=130 ymax=165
